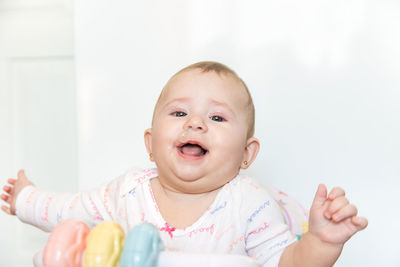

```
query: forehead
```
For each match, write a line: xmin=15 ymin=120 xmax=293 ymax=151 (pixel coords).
xmin=159 ymin=69 xmax=249 ymax=108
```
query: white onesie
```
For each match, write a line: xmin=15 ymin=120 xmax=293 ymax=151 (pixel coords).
xmin=16 ymin=168 xmax=297 ymax=266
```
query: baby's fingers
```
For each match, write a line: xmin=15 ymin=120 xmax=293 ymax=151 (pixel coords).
xmin=331 ymin=203 xmax=358 ymax=222
xmin=351 ymin=216 xmax=368 ymax=231
xmin=17 ymin=169 xmax=26 ymax=179
xmin=8 ymin=178 xmax=17 ymax=185
xmin=1 ymin=193 xmax=12 ymax=204
xmin=328 ymin=187 xmax=345 ymax=200
xmin=3 ymin=179 xmax=16 ymax=195
xmin=1 ymin=205 xmax=12 ymax=215
xmin=3 ymin=185 xmax=13 ymax=195
xmin=324 ymin=196 xmax=349 ymax=219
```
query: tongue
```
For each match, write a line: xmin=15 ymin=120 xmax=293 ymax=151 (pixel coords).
xmin=181 ymin=144 xmax=204 ymax=157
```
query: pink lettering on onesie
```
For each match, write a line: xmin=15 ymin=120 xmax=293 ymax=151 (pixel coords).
xmin=245 ymin=222 xmax=270 ymax=241
xmin=103 ymin=187 xmax=112 ymax=216
xmin=215 ymin=224 xmax=235 ymax=240
xmin=250 ymin=183 xmax=261 ymax=189
xmin=68 ymin=194 xmax=80 ymax=210
xmin=188 ymin=224 xmax=215 ymax=238
xmin=229 ymin=235 xmax=244 ymax=252
xmin=41 ymin=197 xmax=53 ymax=222
xmin=25 ymin=189 xmax=39 ymax=204
xmin=135 ymin=169 xmax=157 ymax=184
xmin=89 ymin=198 xmax=103 ymax=221
xmin=243 ymin=176 xmax=261 ymax=190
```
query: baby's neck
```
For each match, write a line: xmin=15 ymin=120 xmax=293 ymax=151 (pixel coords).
xmin=150 ymin=178 xmax=220 ymax=229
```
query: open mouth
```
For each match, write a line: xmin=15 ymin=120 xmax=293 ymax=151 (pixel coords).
xmin=178 ymin=142 xmax=208 ymax=158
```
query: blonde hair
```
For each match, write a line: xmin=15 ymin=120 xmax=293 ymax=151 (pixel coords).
xmin=153 ymin=61 xmax=255 ymax=137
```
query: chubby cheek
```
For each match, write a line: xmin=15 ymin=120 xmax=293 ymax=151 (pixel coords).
xmin=151 ymin=124 xmax=179 ymax=157
xmin=212 ymin=132 xmax=246 ymax=163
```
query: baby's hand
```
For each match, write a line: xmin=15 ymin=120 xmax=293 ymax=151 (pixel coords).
xmin=1 ymin=170 xmax=33 ymax=215
xmin=308 ymin=184 xmax=368 ymax=245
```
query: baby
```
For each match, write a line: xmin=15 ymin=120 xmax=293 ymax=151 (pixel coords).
xmin=1 ymin=61 xmax=367 ymax=266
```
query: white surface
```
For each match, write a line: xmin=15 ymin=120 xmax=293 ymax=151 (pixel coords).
xmin=75 ymin=1 xmax=399 ymax=266
xmin=158 ymin=251 xmax=260 ymax=267
xmin=31 ymin=249 xmax=260 ymax=267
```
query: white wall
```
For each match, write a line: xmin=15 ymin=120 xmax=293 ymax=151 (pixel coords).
xmin=0 ymin=0 xmax=76 ymax=265
xmin=75 ymin=1 xmax=400 ymax=266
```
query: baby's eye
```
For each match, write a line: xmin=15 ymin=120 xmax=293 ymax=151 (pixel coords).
xmin=171 ymin=111 xmax=187 ymax=117
xmin=210 ymin=115 xmax=225 ymax=122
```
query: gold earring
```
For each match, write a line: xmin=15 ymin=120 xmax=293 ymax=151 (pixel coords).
xmin=149 ymin=153 xmax=153 ymax=160
xmin=243 ymin=161 xmax=248 ymax=166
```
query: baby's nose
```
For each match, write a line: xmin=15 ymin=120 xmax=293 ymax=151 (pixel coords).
xmin=184 ymin=115 xmax=208 ymax=132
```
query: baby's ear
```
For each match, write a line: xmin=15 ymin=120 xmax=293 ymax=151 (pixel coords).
xmin=241 ymin=137 xmax=260 ymax=169
xmin=144 ymin=128 xmax=153 ymax=155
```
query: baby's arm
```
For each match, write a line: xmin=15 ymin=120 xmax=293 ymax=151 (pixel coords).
xmin=1 ymin=170 xmax=33 ymax=215
xmin=279 ymin=184 xmax=368 ymax=267
xmin=1 ymin=169 xmax=121 ymax=232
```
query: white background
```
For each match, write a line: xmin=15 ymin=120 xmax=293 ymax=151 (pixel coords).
xmin=0 ymin=0 xmax=77 ymax=266
xmin=1 ymin=0 xmax=400 ymax=266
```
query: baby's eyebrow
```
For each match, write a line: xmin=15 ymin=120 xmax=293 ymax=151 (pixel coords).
xmin=209 ymin=100 xmax=235 ymax=115
xmin=161 ymin=98 xmax=235 ymax=116
xmin=163 ymin=98 xmax=190 ymax=108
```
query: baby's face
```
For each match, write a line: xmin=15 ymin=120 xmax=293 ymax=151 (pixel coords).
xmin=145 ymin=69 xmax=254 ymax=193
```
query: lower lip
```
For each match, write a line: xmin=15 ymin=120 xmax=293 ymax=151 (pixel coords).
xmin=176 ymin=147 xmax=207 ymax=161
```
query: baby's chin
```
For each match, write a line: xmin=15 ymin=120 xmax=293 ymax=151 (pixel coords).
xmin=162 ymin=172 xmax=226 ymax=194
